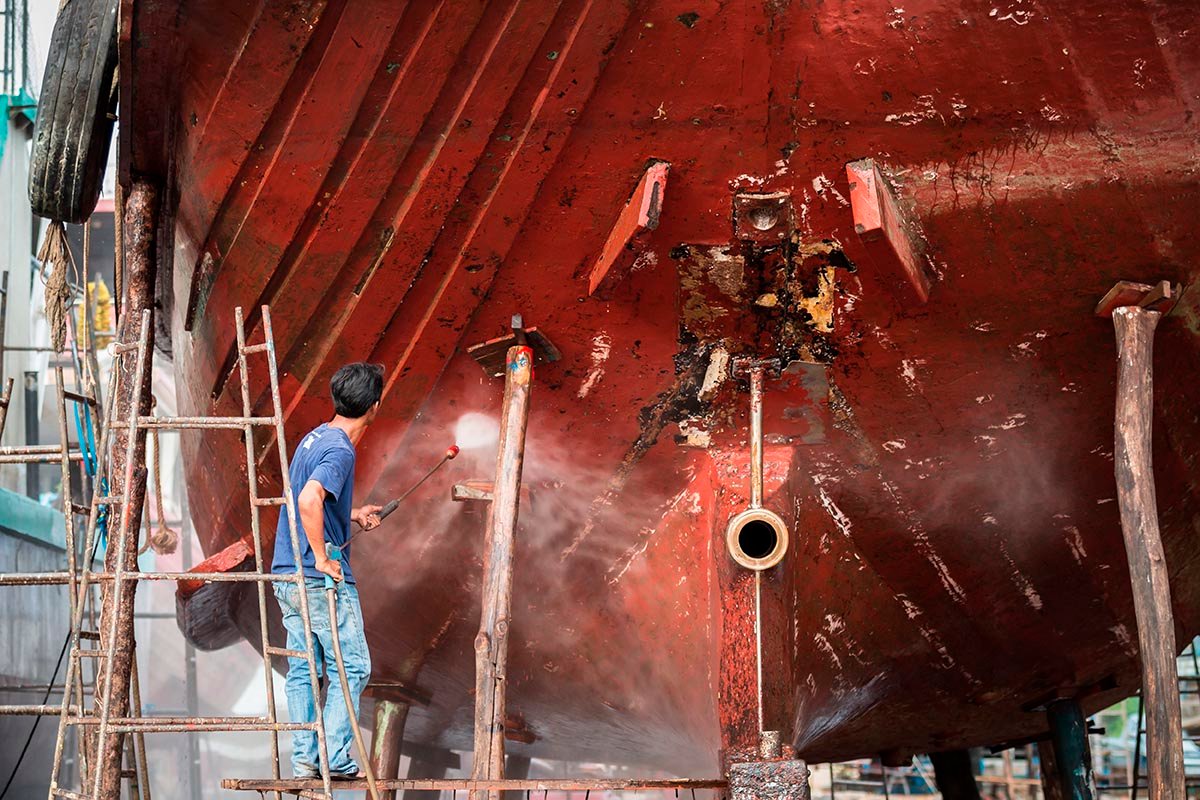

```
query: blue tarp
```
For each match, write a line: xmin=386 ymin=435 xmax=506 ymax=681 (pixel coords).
xmin=0 ymin=88 xmax=37 ymax=163
xmin=0 ymin=485 xmax=67 ymax=550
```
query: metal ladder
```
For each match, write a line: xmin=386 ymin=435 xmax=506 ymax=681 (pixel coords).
xmin=44 ymin=305 xmax=335 ymax=800
xmin=0 ymin=366 xmax=153 ymax=797
xmin=0 ymin=255 xmax=150 ymax=797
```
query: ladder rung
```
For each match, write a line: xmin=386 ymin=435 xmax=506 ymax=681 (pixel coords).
xmin=97 ymin=495 xmax=125 ymax=506
xmin=71 ymin=503 xmax=91 ymax=516
xmin=253 ymin=496 xmax=286 ymax=507
xmin=79 ymin=630 xmax=100 ymax=640
xmin=51 ymin=788 xmax=90 ymax=799
xmin=72 ymin=649 xmax=108 ymax=659
xmin=112 ymin=342 xmax=140 ymax=354
xmin=0 ymin=704 xmax=81 ymax=716
xmin=112 ymin=415 xmax=276 ymax=430
xmin=265 ymin=646 xmax=307 ymax=659
xmin=120 ymin=770 xmax=136 ymax=778
xmin=63 ymin=389 xmax=98 ymax=407
xmin=86 ymin=570 xmax=290 ymax=583
xmin=241 ymin=342 xmax=269 ymax=355
xmin=68 ymin=715 xmax=318 ymax=733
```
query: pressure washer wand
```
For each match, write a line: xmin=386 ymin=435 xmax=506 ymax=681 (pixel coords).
xmin=342 ymin=444 xmax=460 ymax=549
xmin=378 ymin=444 xmax=460 ymax=521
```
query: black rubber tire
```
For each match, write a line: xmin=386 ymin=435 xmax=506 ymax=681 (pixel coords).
xmin=28 ymin=0 xmax=119 ymax=224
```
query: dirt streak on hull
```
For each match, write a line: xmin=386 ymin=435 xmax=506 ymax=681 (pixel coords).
xmin=128 ymin=0 xmax=1200 ymax=773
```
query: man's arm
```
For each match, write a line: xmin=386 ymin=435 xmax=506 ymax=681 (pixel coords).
xmin=298 ymin=478 xmax=342 ymax=581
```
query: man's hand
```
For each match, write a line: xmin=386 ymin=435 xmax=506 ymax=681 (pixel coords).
xmin=352 ymin=504 xmax=383 ymax=532
xmin=315 ymin=556 xmax=344 ymax=582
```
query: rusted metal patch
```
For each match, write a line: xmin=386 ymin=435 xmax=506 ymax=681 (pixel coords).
xmin=728 ymin=759 xmax=811 ymax=800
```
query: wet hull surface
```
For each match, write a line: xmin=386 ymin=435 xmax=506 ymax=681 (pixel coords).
xmin=124 ymin=0 xmax=1200 ymax=773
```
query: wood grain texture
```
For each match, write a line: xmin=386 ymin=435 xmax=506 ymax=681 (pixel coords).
xmin=1112 ymin=306 xmax=1184 ymax=800
xmin=472 ymin=346 xmax=532 ymax=800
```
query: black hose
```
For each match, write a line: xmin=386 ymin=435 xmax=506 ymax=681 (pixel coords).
xmin=0 ymin=633 xmax=72 ymax=799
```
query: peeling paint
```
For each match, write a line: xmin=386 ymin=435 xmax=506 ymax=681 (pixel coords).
xmin=577 ymin=332 xmax=613 ymax=398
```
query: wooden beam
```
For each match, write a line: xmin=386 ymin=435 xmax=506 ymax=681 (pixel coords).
xmin=452 ymin=480 xmax=532 ymax=505
xmin=1111 ymin=304 xmax=1185 ymax=800
xmin=471 ymin=345 xmax=533 ymax=800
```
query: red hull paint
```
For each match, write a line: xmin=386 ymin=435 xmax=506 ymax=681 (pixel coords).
xmin=127 ymin=0 xmax=1200 ymax=773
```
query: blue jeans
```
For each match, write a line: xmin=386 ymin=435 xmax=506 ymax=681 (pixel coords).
xmin=273 ymin=577 xmax=371 ymax=775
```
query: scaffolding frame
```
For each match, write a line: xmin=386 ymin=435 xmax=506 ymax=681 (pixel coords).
xmin=0 ymin=359 xmax=151 ymax=798
xmin=21 ymin=306 xmax=337 ymax=800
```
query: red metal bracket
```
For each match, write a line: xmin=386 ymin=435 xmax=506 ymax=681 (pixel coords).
xmin=588 ymin=160 xmax=670 ymax=297
xmin=846 ymin=158 xmax=932 ymax=304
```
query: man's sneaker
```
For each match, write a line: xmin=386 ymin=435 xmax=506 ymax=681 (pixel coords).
xmin=330 ymin=769 xmax=365 ymax=781
xmin=294 ymin=764 xmax=320 ymax=780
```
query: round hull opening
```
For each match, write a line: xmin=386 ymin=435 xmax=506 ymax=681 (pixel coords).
xmin=725 ymin=508 xmax=789 ymax=570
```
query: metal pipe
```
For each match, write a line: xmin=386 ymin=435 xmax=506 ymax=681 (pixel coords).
xmin=0 ymin=443 xmax=77 ymax=454
xmin=372 ymin=699 xmax=409 ymax=800
xmin=0 ymin=571 xmax=297 ymax=586
xmin=114 ymin=415 xmax=277 ymax=429
xmin=24 ymin=370 xmax=38 ymax=496
xmin=749 ymin=365 xmax=763 ymax=508
xmin=68 ymin=715 xmax=318 ymax=728
xmin=0 ymin=452 xmax=85 ymax=464
xmin=0 ymin=704 xmax=82 ymax=715
xmin=224 ymin=778 xmax=729 ymax=792
xmin=1046 ymin=699 xmax=1096 ymax=800
xmin=472 ymin=345 xmax=533 ymax=800
xmin=129 ymin=658 xmax=152 ymax=800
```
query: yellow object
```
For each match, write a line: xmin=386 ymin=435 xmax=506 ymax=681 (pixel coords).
xmin=77 ymin=275 xmax=114 ymax=348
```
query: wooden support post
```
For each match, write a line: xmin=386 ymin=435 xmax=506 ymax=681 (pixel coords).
xmin=1037 ymin=741 xmax=1065 ymax=800
xmin=1045 ymin=700 xmax=1095 ymax=800
xmin=929 ymin=750 xmax=981 ymax=800
xmin=93 ymin=177 xmax=159 ymax=798
xmin=373 ymin=699 xmax=410 ymax=800
xmin=471 ymin=345 xmax=533 ymax=800
xmin=1110 ymin=303 xmax=1185 ymax=800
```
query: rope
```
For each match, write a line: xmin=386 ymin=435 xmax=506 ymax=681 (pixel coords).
xmin=113 ymin=182 xmax=123 ymax=323
xmin=148 ymin=399 xmax=177 ymax=555
xmin=136 ymin=400 xmax=177 ymax=556
xmin=81 ymin=223 xmax=91 ymax=354
xmin=38 ymin=221 xmax=75 ymax=352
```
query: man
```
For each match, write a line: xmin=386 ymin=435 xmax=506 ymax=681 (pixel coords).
xmin=271 ymin=362 xmax=384 ymax=779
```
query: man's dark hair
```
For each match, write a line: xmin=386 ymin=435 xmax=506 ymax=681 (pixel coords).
xmin=331 ymin=363 xmax=384 ymax=418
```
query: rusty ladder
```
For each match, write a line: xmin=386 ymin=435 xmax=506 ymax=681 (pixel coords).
xmin=33 ymin=305 xmax=336 ymax=800
xmin=0 ymin=355 xmax=153 ymax=796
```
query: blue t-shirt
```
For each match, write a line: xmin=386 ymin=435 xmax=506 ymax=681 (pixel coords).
xmin=271 ymin=423 xmax=358 ymax=583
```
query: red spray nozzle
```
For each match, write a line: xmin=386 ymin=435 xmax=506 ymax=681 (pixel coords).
xmin=446 ymin=444 xmax=461 ymax=460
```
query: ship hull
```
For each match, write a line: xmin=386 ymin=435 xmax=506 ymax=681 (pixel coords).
xmin=122 ymin=0 xmax=1200 ymax=773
